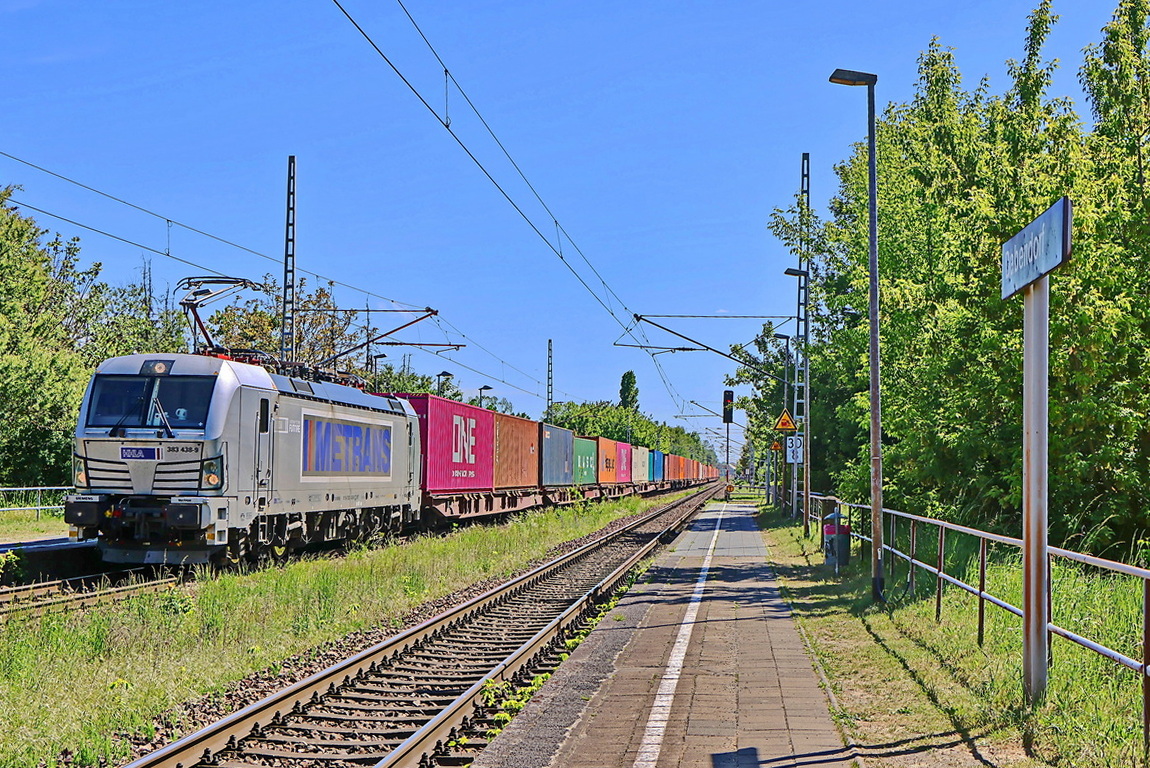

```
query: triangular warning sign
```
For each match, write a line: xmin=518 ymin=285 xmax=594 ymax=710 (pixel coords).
xmin=774 ymin=408 xmax=797 ymax=431
xmin=770 ymin=441 xmax=782 ymax=451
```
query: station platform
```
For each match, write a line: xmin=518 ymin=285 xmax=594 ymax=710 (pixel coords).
xmin=473 ymin=500 xmax=857 ymax=768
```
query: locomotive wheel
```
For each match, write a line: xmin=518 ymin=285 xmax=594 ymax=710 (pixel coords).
xmin=218 ymin=531 xmax=249 ymax=569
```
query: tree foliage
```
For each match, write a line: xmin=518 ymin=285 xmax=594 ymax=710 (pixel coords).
xmin=0 ymin=190 xmax=185 ymax=484
xmin=739 ymin=1 xmax=1150 ymax=555
xmin=619 ymin=370 xmax=639 ymax=411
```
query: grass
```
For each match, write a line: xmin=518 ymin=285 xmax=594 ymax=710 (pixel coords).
xmin=0 ymin=489 xmax=69 ymax=543
xmin=758 ymin=501 xmax=1150 ymax=767
xmin=0 ymin=491 xmax=678 ymax=768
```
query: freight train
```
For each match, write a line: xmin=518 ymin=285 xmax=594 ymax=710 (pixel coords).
xmin=64 ymin=352 xmax=717 ymax=565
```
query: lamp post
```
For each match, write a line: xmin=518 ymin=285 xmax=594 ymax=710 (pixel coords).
xmin=436 ymin=370 xmax=453 ymax=396
xmin=830 ymin=66 xmax=883 ymax=601
xmin=478 ymin=384 xmax=493 ymax=409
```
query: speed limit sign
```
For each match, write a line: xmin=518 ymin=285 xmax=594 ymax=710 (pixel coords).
xmin=786 ymin=434 xmax=804 ymax=464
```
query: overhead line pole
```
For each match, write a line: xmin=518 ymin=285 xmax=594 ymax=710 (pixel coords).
xmin=281 ymin=155 xmax=297 ymax=362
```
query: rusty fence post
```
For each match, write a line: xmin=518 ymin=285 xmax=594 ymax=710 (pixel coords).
xmin=909 ymin=520 xmax=917 ymax=595
xmin=935 ymin=526 xmax=946 ymax=623
xmin=1143 ymin=578 xmax=1149 ymax=761
xmin=978 ymin=538 xmax=988 ymax=647
xmin=889 ymin=514 xmax=897 ymax=583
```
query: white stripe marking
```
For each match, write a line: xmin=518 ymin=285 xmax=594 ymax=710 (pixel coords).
xmin=632 ymin=504 xmax=726 ymax=768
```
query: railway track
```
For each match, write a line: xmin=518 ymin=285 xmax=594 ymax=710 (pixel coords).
xmin=125 ymin=482 xmax=721 ymax=768
xmin=0 ymin=570 xmax=178 ymax=621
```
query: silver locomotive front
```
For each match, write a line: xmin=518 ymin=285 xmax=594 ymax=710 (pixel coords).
xmin=65 ymin=354 xmax=257 ymax=564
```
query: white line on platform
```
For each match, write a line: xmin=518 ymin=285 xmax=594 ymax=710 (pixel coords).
xmin=631 ymin=503 xmax=726 ymax=768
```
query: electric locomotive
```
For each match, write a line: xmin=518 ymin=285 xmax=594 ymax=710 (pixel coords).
xmin=65 ymin=352 xmax=422 ymax=565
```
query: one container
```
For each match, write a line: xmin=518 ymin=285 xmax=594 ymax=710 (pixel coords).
xmin=394 ymin=394 xmax=494 ymax=493
xmin=540 ymin=423 xmax=574 ymax=487
xmin=616 ymin=442 xmax=632 ymax=484
xmin=650 ymin=450 xmax=664 ymax=482
xmin=493 ymin=412 xmax=540 ymax=490
xmin=597 ymin=437 xmax=618 ymax=484
xmin=632 ymin=445 xmax=649 ymax=484
xmin=573 ymin=437 xmax=598 ymax=485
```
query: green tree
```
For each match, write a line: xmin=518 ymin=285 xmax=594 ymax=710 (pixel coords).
xmin=619 ymin=370 xmax=639 ymax=411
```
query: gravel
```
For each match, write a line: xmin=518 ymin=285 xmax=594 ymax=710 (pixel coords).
xmin=107 ymin=508 xmax=651 ymax=766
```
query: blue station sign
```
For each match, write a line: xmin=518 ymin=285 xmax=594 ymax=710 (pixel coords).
xmin=1001 ymin=197 xmax=1072 ymax=300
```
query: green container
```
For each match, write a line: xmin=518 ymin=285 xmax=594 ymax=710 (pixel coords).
xmin=574 ymin=437 xmax=598 ymax=485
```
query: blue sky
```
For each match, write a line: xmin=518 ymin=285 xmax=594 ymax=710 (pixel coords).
xmin=0 ymin=0 xmax=1111 ymax=456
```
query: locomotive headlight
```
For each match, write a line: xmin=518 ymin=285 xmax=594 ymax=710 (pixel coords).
xmin=200 ymin=458 xmax=223 ymax=489
xmin=73 ymin=457 xmax=87 ymax=488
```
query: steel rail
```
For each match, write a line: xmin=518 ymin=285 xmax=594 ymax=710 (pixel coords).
xmin=379 ymin=484 xmax=720 ymax=768
xmin=124 ymin=483 xmax=719 ymax=768
xmin=0 ymin=573 xmax=178 ymax=620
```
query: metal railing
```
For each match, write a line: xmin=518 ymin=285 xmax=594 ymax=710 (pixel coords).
xmin=808 ymin=492 xmax=1150 ymax=755
xmin=0 ymin=487 xmax=71 ymax=520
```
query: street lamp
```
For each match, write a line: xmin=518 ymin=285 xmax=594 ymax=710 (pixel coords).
xmin=830 ymin=66 xmax=883 ymax=601
xmin=477 ymin=384 xmax=493 ymax=409
xmin=436 ymin=370 xmax=453 ymax=396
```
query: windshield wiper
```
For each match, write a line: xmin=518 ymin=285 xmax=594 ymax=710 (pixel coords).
xmin=109 ymin=395 xmax=147 ymax=437
xmin=152 ymin=396 xmax=176 ymax=438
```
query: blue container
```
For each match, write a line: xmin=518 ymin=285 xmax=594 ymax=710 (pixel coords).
xmin=651 ymin=450 xmax=665 ymax=482
xmin=540 ymin=423 xmax=575 ymax=486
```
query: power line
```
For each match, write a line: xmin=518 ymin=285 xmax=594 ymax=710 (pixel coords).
xmin=333 ymin=0 xmax=689 ymax=413
xmin=0 ymin=149 xmax=423 ymax=310
xmin=7 ymin=198 xmax=228 ymax=277
xmin=3 ymin=195 xmax=559 ymax=404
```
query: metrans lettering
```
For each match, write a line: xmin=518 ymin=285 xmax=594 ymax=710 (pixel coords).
xmin=302 ymin=417 xmax=392 ymax=476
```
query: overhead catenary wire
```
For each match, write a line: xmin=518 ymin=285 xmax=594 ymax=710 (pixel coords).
xmin=0 ymin=150 xmax=422 ymax=311
xmin=333 ymin=0 xmax=689 ymax=413
xmin=6 ymin=198 xmax=229 ymax=277
xmin=1 ymin=158 xmax=563 ymax=405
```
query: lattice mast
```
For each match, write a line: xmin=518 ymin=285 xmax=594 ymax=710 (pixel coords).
xmin=281 ymin=155 xmax=297 ymax=362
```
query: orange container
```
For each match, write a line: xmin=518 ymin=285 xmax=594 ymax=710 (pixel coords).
xmin=597 ymin=437 xmax=618 ymax=483
xmin=493 ymin=412 xmax=540 ymax=489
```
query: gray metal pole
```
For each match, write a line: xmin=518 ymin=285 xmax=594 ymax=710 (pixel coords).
xmin=866 ymin=80 xmax=885 ymax=602
xmin=1023 ymin=277 xmax=1050 ymax=702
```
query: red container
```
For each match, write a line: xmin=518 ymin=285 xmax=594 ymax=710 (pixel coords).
xmin=394 ymin=394 xmax=493 ymax=493
xmin=616 ymin=442 xmax=632 ymax=484
xmin=597 ymin=437 xmax=618 ymax=484
xmin=494 ymin=413 xmax=540 ymax=489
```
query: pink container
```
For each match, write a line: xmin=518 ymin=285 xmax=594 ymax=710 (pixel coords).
xmin=393 ymin=394 xmax=494 ymax=493
xmin=616 ymin=442 xmax=633 ymax=484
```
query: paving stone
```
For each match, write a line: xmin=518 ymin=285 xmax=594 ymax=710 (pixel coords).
xmin=473 ymin=501 xmax=858 ymax=768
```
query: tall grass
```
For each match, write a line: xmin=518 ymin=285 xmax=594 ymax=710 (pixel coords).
xmin=783 ymin=508 xmax=1149 ymax=767
xmin=0 ymin=492 xmax=664 ymax=768
xmin=0 ymin=488 xmax=68 ymax=543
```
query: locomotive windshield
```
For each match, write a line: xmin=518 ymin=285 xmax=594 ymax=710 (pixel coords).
xmin=86 ymin=375 xmax=216 ymax=430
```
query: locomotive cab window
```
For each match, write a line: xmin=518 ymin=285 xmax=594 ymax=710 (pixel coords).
xmin=87 ymin=375 xmax=216 ymax=429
